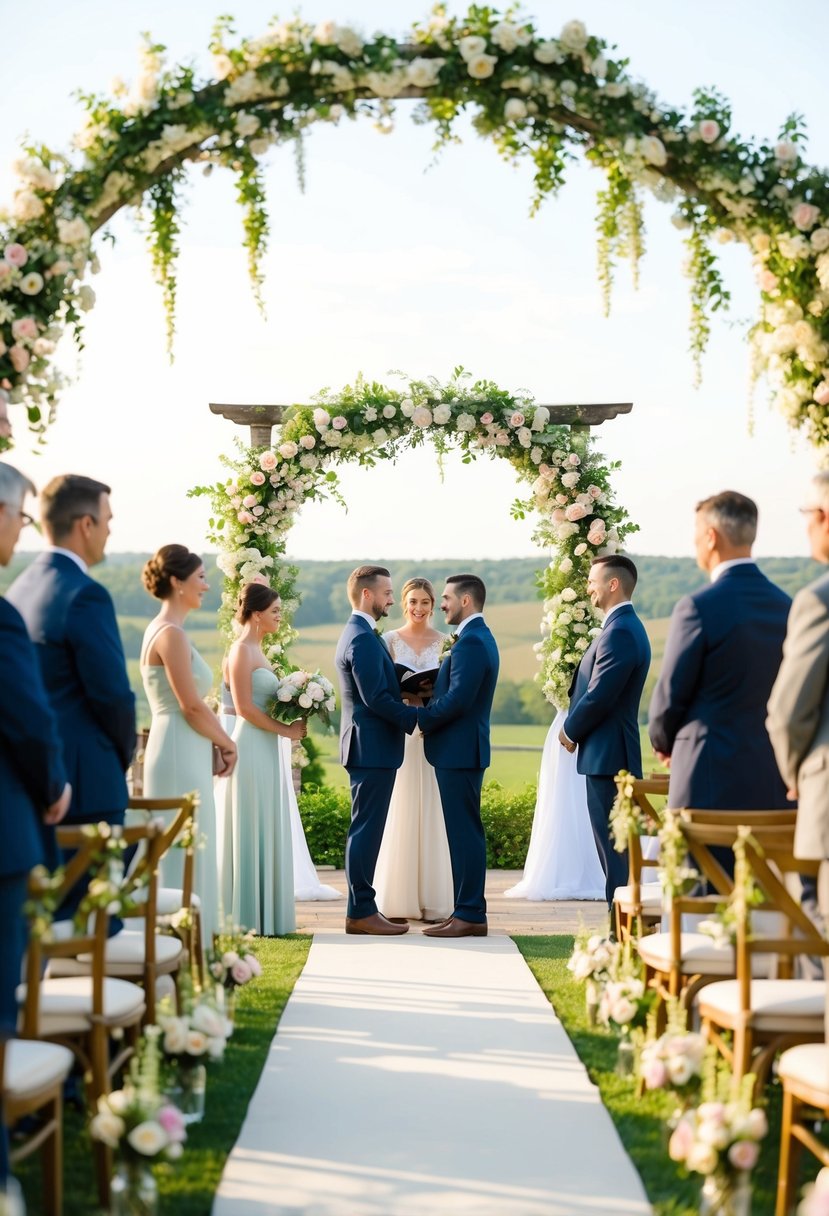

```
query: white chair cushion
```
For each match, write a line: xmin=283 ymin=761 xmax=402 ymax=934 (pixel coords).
xmin=17 ymin=976 xmax=145 ymax=1035
xmin=4 ymin=1040 xmax=74 ymax=1097
xmin=614 ymin=882 xmax=663 ymax=912
xmin=637 ymin=931 xmax=777 ymax=978
xmin=97 ymin=929 xmax=183 ymax=968
xmin=698 ymin=980 xmax=827 ymax=1029
xmin=157 ymin=887 xmax=201 ymax=915
xmin=778 ymin=1043 xmax=829 ymax=1094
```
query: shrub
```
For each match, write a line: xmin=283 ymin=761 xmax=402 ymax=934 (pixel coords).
xmin=480 ymin=781 xmax=536 ymax=869
xmin=298 ymin=784 xmax=350 ymax=867
xmin=298 ymin=734 xmax=327 ymax=790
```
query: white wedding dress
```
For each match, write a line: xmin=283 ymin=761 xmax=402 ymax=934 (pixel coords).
xmin=373 ymin=631 xmax=454 ymax=921
xmin=219 ymin=684 xmax=341 ymax=902
xmin=504 ymin=708 xmax=606 ymax=900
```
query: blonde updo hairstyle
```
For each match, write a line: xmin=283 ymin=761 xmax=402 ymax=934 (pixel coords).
xmin=400 ymin=576 xmax=435 ymax=621
xmin=236 ymin=582 xmax=280 ymax=623
xmin=142 ymin=544 xmax=202 ymax=600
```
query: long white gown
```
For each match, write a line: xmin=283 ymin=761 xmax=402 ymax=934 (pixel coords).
xmin=373 ymin=631 xmax=454 ymax=921
xmin=504 ymin=708 xmax=606 ymax=900
xmin=219 ymin=685 xmax=341 ymax=902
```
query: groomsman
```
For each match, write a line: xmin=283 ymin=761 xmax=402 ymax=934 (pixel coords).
xmin=0 ymin=463 xmax=69 ymax=1196
xmin=560 ymin=556 xmax=651 ymax=909
xmin=767 ymin=472 xmax=829 ymax=1021
xmin=650 ymin=491 xmax=791 ymax=827
xmin=419 ymin=574 xmax=499 ymax=938
xmin=6 ymin=474 xmax=135 ymax=913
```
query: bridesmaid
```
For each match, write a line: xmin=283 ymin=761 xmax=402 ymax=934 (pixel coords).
xmin=140 ymin=545 xmax=236 ymax=945
xmin=220 ymin=583 xmax=306 ymax=935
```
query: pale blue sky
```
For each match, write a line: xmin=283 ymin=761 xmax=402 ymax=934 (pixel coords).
xmin=3 ymin=0 xmax=829 ymax=559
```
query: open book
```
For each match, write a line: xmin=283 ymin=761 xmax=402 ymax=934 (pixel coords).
xmin=394 ymin=663 xmax=439 ymax=693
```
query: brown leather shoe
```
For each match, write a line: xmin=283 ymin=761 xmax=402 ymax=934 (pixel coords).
xmin=345 ymin=913 xmax=409 ymax=936
xmin=422 ymin=917 xmax=487 ymax=938
xmin=385 ymin=917 xmax=410 ymax=924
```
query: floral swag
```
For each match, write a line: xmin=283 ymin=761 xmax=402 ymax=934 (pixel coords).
xmin=190 ymin=370 xmax=637 ymax=708
xmin=2 ymin=7 xmax=829 ymax=445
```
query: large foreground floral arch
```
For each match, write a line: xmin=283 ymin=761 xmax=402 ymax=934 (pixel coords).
xmin=2 ymin=7 xmax=829 ymax=444
xmin=192 ymin=369 xmax=636 ymax=707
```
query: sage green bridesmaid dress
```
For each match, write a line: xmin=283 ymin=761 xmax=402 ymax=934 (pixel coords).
xmin=142 ymin=632 xmax=220 ymax=943
xmin=219 ymin=667 xmax=295 ymax=936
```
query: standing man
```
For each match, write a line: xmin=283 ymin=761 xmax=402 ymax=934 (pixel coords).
xmin=767 ymin=472 xmax=829 ymax=1020
xmin=419 ymin=574 xmax=499 ymax=939
xmin=335 ymin=565 xmax=418 ymax=935
xmin=560 ymin=555 xmax=651 ymax=909
xmin=0 ymin=463 xmax=70 ymax=1203
xmin=650 ymin=491 xmax=791 ymax=821
xmin=6 ymin=475 xmax=136 ymax=898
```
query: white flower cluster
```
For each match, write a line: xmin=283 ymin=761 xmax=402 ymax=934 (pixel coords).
xmin=640 ymin=1030 xmax=706 ymax=1092
xmin=567 ymin=933 xmax=617 ymax=982
xmin=158 ymin=997 xmax=229 ymax=1062
xmin=273 ymin=668 xmax=336 ymax=718
xmin=599 ymin=975 xmax=646 ymax=1029
xmin=668 ymin=1099 xmax=767 ymax=1178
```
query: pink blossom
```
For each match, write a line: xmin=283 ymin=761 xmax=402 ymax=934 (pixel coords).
xmin=668 ymin=1118 xmax=694 ymax=1162
xmin=758 ymin=269 xmax=779 ymax=293
xmin=0 ymin=264 xmax=12 ymax=285
xmin=494 ymin=432 xmax=509 ymax=446
xmin=727 ymin=1140 xmax=759 ymax=1172
xmin=793 ymin=202 xmax=820 ymax=232
xmin=565 ymin=503 xmax=588 ymax=522
xmin=259 ymin=451 xmax=278 ymax=471
xmin=412 ymin=407 xmax=433 ymax=428
xmin=698 ymin=119 xmax=720 ymax=144
xmin=3 ymin=243 xmax=27 ymax=268
xmin=247 ymin=955 xmax=262 ymax=977
xmin=567 ymin=453 xmax=581 ymax=466
xmin=237 ymin=510 xmax=254 ymax=524
xmin=814 ymin=381 xmax=829 ymax=406
xmin=299 ymin=435 xmax=316 ymax=449
xmin=331 ymin=415 xmax=348 ymax=430
xmin=538 ymin=464 xmax=552 ymax=477
xmin=775 ymin=141 xmax=798 ymax=165
xmin=11 ymin=316 xmax=38 ymax=342
xmin=242 ymin=494 xmax=258 ymax=508
xmin=587 ymin=526 xmax=606 ymax=546
xmin=587 ymin=484 xmax=603 ymax=499
xmin=551 ymin=509 xmax=566 ymax=523
xmin=157 ymin=1105 xmax=187 ymax=1143
xmin=279 ymin=441 xmax=298 ymax=458
xmin=9 ymin=344 xmax=29 ymax=372
xmin=250 ymin=471 xmax=266 ymax=486
xmin=509 ymin=411 xmax=525 ymax=427
xmin=641 ymin=1058 xmax=668 ymax=1090
xmin=480 ymin=412 xmax=494 ymax=425
xmin=231 ymin=958 xmax=252 ymax=984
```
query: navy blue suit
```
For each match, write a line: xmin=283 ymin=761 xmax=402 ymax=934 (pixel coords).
xmin=335 ymin=614 xmax=417 ymax=918
xmin=563 ymin=602 xmax=651 ymax=906
xmin=0 ymin=597 xmax=67 ymax=1183
xmin=649 ymin=563 xmax=792 ymax=811
xmin=417 ymin=616 xmax=500 ymax=924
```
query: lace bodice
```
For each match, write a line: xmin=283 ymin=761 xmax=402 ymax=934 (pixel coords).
xmin=385 ymin=630 xmax=444 ymax=671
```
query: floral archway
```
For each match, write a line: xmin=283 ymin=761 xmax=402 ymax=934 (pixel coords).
xmin=191 ymin=370 xmax=636 ymax=707
xmin=1 ymin=7 xmax=829 ymax=445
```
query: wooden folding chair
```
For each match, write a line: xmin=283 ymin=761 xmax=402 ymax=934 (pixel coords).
xmin=775 ymin=1044 xmax=829 ymax=1216
xmin=1 ymin=1031 xmax=73 ymax=1216
xmin=697 ymin=825 xmax=827 ymax=1094
xmin=613 ymin=774 xmax=668 ymax=942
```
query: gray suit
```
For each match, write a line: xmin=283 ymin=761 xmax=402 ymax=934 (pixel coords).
xmin=767 ymin=571 xmax=829 ymax=861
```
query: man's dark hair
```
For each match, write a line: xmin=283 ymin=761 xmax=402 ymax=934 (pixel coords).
xmin=696 ymin=491 xmax=758 ymax=547
xmin=347 ymin=564 xmax=390 ymax=607
xmin=446 ymin=573 xmax=486 ymax=609
xmin=591 ymin=554 xmax=638 ymax=597
xmin=40 ymin=473 xmax=111 ymax=542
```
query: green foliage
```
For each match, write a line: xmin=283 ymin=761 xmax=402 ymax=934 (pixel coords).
xmin=480 ymin=781 xmax=536 ymax=868
xmin=298 ymin=733 xmax=327 ymax=790
xmin=297 ymin=784 xmax=351 ymax=867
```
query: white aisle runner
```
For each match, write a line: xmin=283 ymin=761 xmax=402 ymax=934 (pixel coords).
xmin=213 ymin=934 xmax=651 ymax=1216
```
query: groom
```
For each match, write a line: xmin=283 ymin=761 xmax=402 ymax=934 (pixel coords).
xmin=335 ymin=565 xmax=418 ymax=935
xmin=417 ymin=575 xmax=499 ymax=938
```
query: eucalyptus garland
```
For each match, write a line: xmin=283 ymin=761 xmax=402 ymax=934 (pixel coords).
xmin=190 ymin=369 xmax=636 ymax=707
xmin=1 ymin=9 xmax=829 ymax=443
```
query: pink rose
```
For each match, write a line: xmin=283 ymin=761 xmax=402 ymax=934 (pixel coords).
xmin=759 ymin=269 xmax=779 ymax=293
xmin=668 ymin=1118 xmax=694 ymax=1163
xmin=567 ymin=453 xmax=581 ymax=466
xmin=11 ymin=316 xmax=38 ymax=342
xmin=538 ymin=464 xmax=552 ymax=477
xmin=565 ymin=503 xmax=588 ymax=522
xmin=551 ymin=509 xmax=566 ymax=523
xmin=587 ymin=484 xmax=603 ymax=499
xmin=587 ymin=524 xmax=606 ymax=545
xmin=331 ymin=415 xmax=348 ymax=430
xmin=3 ymin=243 xmax=27 ymax=268
xmin=157 ymin=1105 xmax=187 ymax=1143
xmin=494 ymin=432 xmax=509 ymax=446
xmin=509 ymin=411 xmax=525 ymax=427
xmin=0 ymin=264 xmax=11 ymax=285
xmin=279 ymin=441 xmax=298 ymax=458
xmin=9 ymin=344 xmax=29 ymax=372
xmin=412 ymin=407 xmax=433 ymax=428
xmin=642 ymin=1059 xmax=668 ymax=1090
xmin=231 ymin=958 xmax=252 ymax=984
xmin=242 ymin=494 xmax=258 ymax=508
xmin=698 ymin=119 xmax=720 ymax=144
xmin=775 ymin=141 xmax=798 ymax=165
xmin=299 ymin=435 xmax=316 ymax=449
xmin=246 ymin=955 xmax=262 ymax=977
xmin=814 ymin=381 xmax=829 ymax=406
xmin=480 ymin=412 xmax=493 ymax=425
xmin=727 ymin=1140 xmax=759 ymax=1172
xmin=250 ymin=470 xmax=266 ymax=486
xmin=793 ymin=202 xmax=821 ymax=232
xmin=259 ymin=451 xmax=278 ymax=471
xmin=237 ymin=510 xmax=254 ymax=524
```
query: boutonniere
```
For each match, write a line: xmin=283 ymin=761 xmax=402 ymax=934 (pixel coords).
xmin=439 ymin=632 xmax=459 ymax=662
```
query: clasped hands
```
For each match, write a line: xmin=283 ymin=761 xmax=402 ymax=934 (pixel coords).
xmin=558 ymin=728 xmax=576 ymax=754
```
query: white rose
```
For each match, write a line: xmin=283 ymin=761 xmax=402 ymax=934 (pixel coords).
xmin=407 ymin=57 xmax=444 ymax=88
xmin=686 ymin=1142 xmax=718 ymax=1176
xmin=491 ymin=22 xmax=519 ymax=53
xmin=640 ymin=136 xmax=667 ymax=167
xmin=162 ymin=1018 xmax=188 ymax=1055
xmin=432 ymin=403 xmax=452 ymax=424
xmin=560 ymin=587 xmax=577 ymax=602
xmin=298 ymin=693 xmax=313 ymax=709
xmin=277 ymin=687 xmax=294 ymax=702
xmin=458 ymin=35 xmax=487 ymax=61
xmin=371 ymin=428 xmax=388 ymax=445
xmin=363 ymin=406 xmax=377 ymax=421
xmin=192 ymin=1002 xmax=227 ymax=1038
xmin=504 ymin=98 xmax=527 ymax=121
xmin=127 ymin=1121 xmax=169 ymax=1158
xmin=57 ymin=216 xmax=91 ymax=246
xmin=812 ymin=228 xmax=829 ymax=253
xmin=279 ymin=441 xmax=298 ymax=459
xmin=19 ymin=272 xmax=44 ymax=295
xmin=412 ymin=406 xmax=432 ymax=427
xmin=90 ymin=1109 xmax=125 ymax=1147
xmin=467 ymin=53 xmax=498 ymax=80
xmin=313 ymin=20 xmax=337 ymax=44
xmin=336 ymin=27 xmax=363 ymax=57
xmin=312 ymin=407 xmax=330 ymax=428
xmin=517 ymin=426 xmax=533 ymax=447
xmin=559 ymin=20 xmax=588 ymax=52
xmin=456 ymin=412 xmax=476 ymax=431
xmin=365 ymin=68 xmax=408 ymax=98
xmin=559 ymin=557 xmax=573 ymax=574
xmin=12 ymin=191 xmax=46 ymax=222
xmin=534 ymin=40 xmax=562 ymax=65
xmin=307 ymin=682 xmax=325 ymax=701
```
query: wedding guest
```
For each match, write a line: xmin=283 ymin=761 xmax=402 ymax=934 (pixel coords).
xmin=6 ymin=474 xmax=135 ymax=917
xmin=767 ymin=471 xmax=829 ymax=1025
xmin=140 ymin=545 xmax=236 ymax=945
xmin=560 ymin=556 xmax=650 ymax=910
xmin=0 ymin=463 xmax=70 ymax=1201
xmin=649 ymin=492 xmax=792 ymax=843
xmin=219 ymin=584 xmax=306 ymax=935
xmin=374 ymin=577 xmax=453 ymax=922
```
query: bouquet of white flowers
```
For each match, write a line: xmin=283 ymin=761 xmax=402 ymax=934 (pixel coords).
xmin=90 ymin=1026 xmax=187 ymax=1161
xmin=268 ymin=667 xmax=336 ymax=728
xmin=157 ymin=994 xmax=228 ymax=1065
xmin=567 ymin=932 xmax=618 ymax=983
xmin=207 ymin=925 xmax=263 ymax=990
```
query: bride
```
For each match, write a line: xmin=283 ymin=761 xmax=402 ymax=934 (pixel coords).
xmin=373 ymin=577 xmax=454 ymax=922
xmin=504 ymin=708 xmax=606 ymax=901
